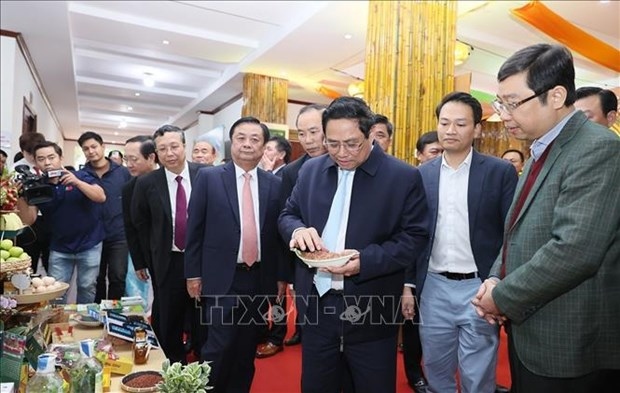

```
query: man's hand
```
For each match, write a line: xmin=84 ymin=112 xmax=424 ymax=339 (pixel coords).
xmin=324 ymin=252 xmax=360 ymax=277
xmin=471 ymin=278 xmax=506 ymax=325
xmin=135 ymin=269 xmax=150 ymax=282
xmin=260 ymin=155 xmax=277 ymax=172
xmin=290 ymin=227 xmax=323 ymax=252
xmin=401 ymin=286 xmax=416 ymax=320
xmin=186 ymin=278 xmax=202 ymax=300
xmin=59 ymin=170 xmax=81 ymax=187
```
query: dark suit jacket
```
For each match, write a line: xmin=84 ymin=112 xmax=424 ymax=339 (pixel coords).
xmin=121 ymin=177 xmax=147 ymax=272
xmin=131 ymin=162 xmax=202 ymax=287
xmin=490 ymin=111 xmax=620 ymax=376
xmin=279 ymin=146 xmax=429 ymax=343
xmin=184 ymin=162 xmax=285 ymax=297
xmin=278 ymin=154 xmax=311 ymax=282
xmin=407 ymin=150 xmax=517 ymax=296
xmin=279 ymin=154 xmax=310 ymax=208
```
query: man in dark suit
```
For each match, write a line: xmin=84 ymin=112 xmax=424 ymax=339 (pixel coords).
xmin=256 ymin=105 xmax=328 ymax=358
xmin=279 ymin=97 xmax=429 ymax=393
xmin=185 ymin=116 xmax=286 ymax=393
xmin=131 ymin=125 xmax=202 ymax=364
xmin=473 ymin=44 xmax=620 ymax=393
xmin=402 ymin=92 xmax=517 ymax=392
xmin=121 ymin=136 xmax=157 ymax=318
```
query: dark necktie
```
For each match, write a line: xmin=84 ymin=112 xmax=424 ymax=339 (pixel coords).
xmin=175 ymin=175 xmax=187 ymax=250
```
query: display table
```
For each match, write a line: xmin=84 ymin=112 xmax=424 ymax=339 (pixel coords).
xmin=70 ymin=323 xmax=166 ymax=392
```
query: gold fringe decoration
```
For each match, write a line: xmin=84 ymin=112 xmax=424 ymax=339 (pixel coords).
xmin=365 ymin=1 xmax=457 ymax=164
xmin=241 ymin=73 xmax=288 ymax=124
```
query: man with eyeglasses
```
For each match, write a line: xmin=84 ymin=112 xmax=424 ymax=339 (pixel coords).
xmin=279 ymin=97 xmax=429 ymax=392
xmin=131 ymin=125 xmax=204 ymax=364
xmin=473 ymin=44 xmax=620 ymax=392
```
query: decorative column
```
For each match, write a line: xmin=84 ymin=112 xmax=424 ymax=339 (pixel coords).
xmin=365 ymin=1 xmax=457 ymax=163
xmin=241 ymin=73 xmax=288 ymax=124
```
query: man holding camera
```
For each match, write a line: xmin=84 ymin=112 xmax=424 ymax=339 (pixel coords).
xmin=17 ymin=141 xmax=106 ymax=304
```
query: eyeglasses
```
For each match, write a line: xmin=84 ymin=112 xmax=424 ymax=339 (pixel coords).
xmin=323 ymin=140 xmax=365 ymax=153
xmin=492 ymin=89 xmax=550 ymax=115
xmin=156 ymin=144 xmax=183 ymax=154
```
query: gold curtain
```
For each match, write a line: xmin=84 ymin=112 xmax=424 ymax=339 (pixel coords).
xmin=365 ymin=0 xmax=457 ymax=164
xmin=241 ymin=73 xmax=288 ymax=124
xmin=476 ymin=121 xmax=530 ymax=160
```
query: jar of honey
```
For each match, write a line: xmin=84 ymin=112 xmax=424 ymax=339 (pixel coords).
xmin=133 ymin=327 xmax=148 ymax=365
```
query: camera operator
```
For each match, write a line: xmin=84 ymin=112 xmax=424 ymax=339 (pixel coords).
xmin=10 ymin=132 xmax=52 ymax=275
xmin=17 ymin=141 xmax=106 ymax=304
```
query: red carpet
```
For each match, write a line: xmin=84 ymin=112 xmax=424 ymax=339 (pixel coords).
xmin=251 ymin=295 xmax=511 ymax=392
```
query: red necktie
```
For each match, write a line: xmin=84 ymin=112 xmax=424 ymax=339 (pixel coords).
xmin=241 ymin=173 xmax=258 ymax=265
xmin=175 ymin=175 xmax=187 ymax=250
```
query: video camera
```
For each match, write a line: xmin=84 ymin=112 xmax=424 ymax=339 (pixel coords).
xmin=14 ymin=165 xmax=65 ymax=205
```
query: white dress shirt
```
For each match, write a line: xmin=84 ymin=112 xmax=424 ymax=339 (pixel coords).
xmin=428 ymin=149 xmax=478 ymax=274
xmin=165 ymin=164 xmax=191 ymax=252
xmin=234 ymin=164 xmax=262 ymax=263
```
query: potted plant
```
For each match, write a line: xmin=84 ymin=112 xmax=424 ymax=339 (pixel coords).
xmin=157 ymin=359 xmax=212 ymax=393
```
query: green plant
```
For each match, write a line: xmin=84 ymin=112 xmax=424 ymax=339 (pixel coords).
xmin=157 ymin=359 xmax=212 ymax=393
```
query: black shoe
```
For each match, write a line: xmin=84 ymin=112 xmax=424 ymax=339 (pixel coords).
xmin=410 ymin=377 xmax=428 ymax=393
xmin=284 ymin=332 xmax=301 ymax=346
xmin=495 ymin=385 xmax=510 ymax=393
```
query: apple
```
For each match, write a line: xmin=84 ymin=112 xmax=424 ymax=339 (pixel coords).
xmin=0 ymin=250 xmax=9 ymax=260
xmin=0 ymin=239 xmax=13 ymax=251
xmin=9 ymin=246 xmax=23 ymax=258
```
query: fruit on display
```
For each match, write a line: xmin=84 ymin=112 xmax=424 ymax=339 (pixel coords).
xmin=0 ymin=173 xmax=20 ymax=211
xmin=30 ymin=276 xmax=62 ymax=293
xmin=0 ymin=212 xmax=24 ymax=231
xmin=0 ymin=239 xmax=30 ymax=264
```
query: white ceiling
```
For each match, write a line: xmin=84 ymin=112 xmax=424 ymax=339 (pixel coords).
xmin=1 ymin=1 xmax=618 ymax=143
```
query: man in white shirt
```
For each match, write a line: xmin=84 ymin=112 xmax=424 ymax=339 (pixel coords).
xmin=402 ymin=92 xmax=517 ymax=393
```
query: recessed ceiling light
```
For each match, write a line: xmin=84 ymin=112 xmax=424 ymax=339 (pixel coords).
xmin=127 ymin=106 xmax=133 ymax=111
xmin=118 ymin=120 xmax=127 ymax=129
xmin=344 ymin=34 xmax=353 ymax=40
xmin=143 ymin=72 xmax=155 ymax=87
xmin=134 ymin=92 xmax=141 ymax=97
xmin=162 ymin=40 xmax=170 ymax=45
xmin=114 ymin=131 xmax=119 ymax=136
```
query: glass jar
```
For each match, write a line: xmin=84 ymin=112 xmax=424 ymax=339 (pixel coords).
xmin=133 ymin=327 xmax=148 ymax=365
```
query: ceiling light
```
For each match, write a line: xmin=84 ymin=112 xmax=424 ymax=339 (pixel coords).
xmin=143 ymin=73 xmax=155 ymax=87
xmin=118 ymin=119 xmax=127 ymax=129
xmin=347 ymin=81 xmax=365 ymax=98
xmin=127 ymin=106 xmax=133 ymax=111
xmin=135 ymin=92 xmax=141 ymax=97
xmin=344 ymin=34 xmax=353 ymax=40
xmin=455 ymin=41 xmax=473 ymax=66
xmin=162 ymin=40 xmax=170 ymax=45
xmin=114 ymin=131 xmax=119 ymax=136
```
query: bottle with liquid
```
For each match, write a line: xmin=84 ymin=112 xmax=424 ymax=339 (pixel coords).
xmin=26 ymin=353 xmax=64 ymax=393
xmin=70 ymin=339 xmax=103 ymax=393
xmin=133 ymin=326 xmax=148 ymax=365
